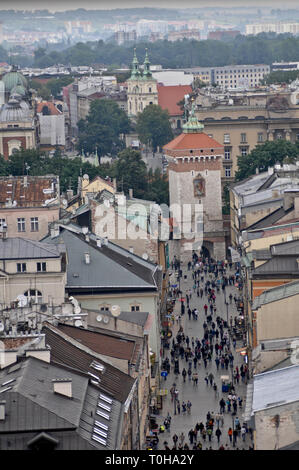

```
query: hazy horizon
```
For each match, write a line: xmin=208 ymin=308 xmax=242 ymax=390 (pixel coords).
xmin=1 ymin=0 xmax=299 ymax=12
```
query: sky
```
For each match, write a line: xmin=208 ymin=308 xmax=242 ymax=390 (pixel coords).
xmin=1 ymin=0 xmax=299 ymax=11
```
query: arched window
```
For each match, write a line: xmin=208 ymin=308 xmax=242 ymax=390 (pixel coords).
xmin=24 ymin=289 xmax=42 ymax=304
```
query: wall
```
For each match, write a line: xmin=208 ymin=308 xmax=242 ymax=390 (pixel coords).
xmin=0 ymin=206 xmax=60 ymax=241
xmin=256 ymin=295 xmax=299 ymax=343
xmin=127 ymin=78 xmax=158 ymax=116
xmin=38 ymin=114 xmax=65 ymax=146
xmin=77 ymin=292 xmax=160 ymax=356
xmin=255 ymin=401 xmax=299 ymax=450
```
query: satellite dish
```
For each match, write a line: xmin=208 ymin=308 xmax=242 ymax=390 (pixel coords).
xmin=17 ymin=295 xmax=27 ymax=307
xmin=62 ymin=198 xmax=68 ymax=208
xmin=142 ymin=253 xmax=149 ymax=260
xmin=103 ymin=316 xmax=109 ymax=324
xmin=74 ymin=319 xmax=83 ymax=327
xmin=0 ymin=322 xmax=4 ymax=332
xmin=111 ymin=305 xmax=121 ymax=318
xmin=96 ymin=314 xmax=103 ymax=322
xmin=40 ymin=304 xmax=48 ymax=313
xmin=83 ymin=174 xmax=89 ymax=180
xmin=82 ymin=226 xmax=89 ymax=234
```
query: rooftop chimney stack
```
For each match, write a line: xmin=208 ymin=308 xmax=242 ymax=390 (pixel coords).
xmin=0 ymin=401 xmax=6 ymax=420
xmin=52 ymin=379 xmax=72 ymax=398
xmin=84 ymin=252 xmax=90 ymax=264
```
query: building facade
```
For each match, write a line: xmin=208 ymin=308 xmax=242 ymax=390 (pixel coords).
xmin=164 ymin=105 xmax=225 ymax=261
xmin=127 ymin=50 xmax=158 ymax=118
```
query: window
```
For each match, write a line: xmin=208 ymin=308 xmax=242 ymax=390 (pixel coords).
xmin=224 ymin=148 xmax=231 ymax=160
xmin=0 ymin=218 xmax=6 ymax=228
xmin=225 ymin=168 xmax=231 ymax=178
xmin=37 ymin=262 xmax=46 ymax=272
xmin=30 ymin=217 xmax=39 ymax=232
xmin=17 ymin=263 xmax=26 ymax=273
xmin=131 ymin=303 xmax=141 ymax=312
xmin=240 ymin=133 xmax=247 ymax=143
xmin=24 ymin=289 xmax=42 ymax=304
xmin=223 ymin=133 xmax=230 ymax=143
xmin=240 ymin=147 xmax=248 ymax=156
xmin=99 ymin=304 xmax=110 ymax=311
xmin=258 ymin=132 xmax=263 ymax=142
xmin=17 ymin=218 xmax=25 ymax=232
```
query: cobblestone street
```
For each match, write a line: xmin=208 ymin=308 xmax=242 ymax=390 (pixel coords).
xmin=154 ymin=259 xmax=252 ymax=451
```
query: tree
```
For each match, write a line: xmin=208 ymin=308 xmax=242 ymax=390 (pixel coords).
xmin=77 ymin=99 xmax=131 ymax=159
xmin=112 ymin=148 xmax=148 ymax=198
xmin=136 ymin=104 xmax=173 ymax=152
xmin=235 ymin=140 xmax=299 ymax=181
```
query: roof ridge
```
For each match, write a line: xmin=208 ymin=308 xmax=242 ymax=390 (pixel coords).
xmin=19 ymin=237 xmax=59 ymax=256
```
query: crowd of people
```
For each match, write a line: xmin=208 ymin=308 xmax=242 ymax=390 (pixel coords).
xmin=147 ymin=252 xmax=253 ymax=451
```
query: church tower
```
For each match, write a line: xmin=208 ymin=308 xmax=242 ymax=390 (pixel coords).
xmin=163 ymin=103 xmax=226 ymax=261
xmin=127 ymin=49 xmax=158 ymax=118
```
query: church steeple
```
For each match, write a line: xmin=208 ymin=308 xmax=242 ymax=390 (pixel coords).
xmin=129 ymin=48 xmax=141 ymax=80
xmin=142 ymin=49 xmax=152 ymax=79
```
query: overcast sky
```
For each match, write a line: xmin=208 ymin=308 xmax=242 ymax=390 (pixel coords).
xmin=2 ymin=0 xmax=299 ymax=11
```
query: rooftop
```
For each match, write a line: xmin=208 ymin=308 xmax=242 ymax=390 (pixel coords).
xmin=157 ymin=84 xmax=192 ymax=116
xmin=0 ymin=175 xmax=59 ymax=208
xmin=163 ymin=131 xmax=223 ymax=151
xmin=0 ymin=237 xmax=61 ymax=260
xmin=252 ymin=365 xmax=299 ymax=414
xmin=252 ymin=279 xmax=299 ymax=310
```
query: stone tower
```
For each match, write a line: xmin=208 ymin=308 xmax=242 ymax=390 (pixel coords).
xmin=127 ymin=49 xmax=158 ymax=118
xmin=163 ymin=104 xmax=226 ymax=262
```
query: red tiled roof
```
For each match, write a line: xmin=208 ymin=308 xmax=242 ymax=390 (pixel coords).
xmin=157 ymin=84 xmax=192 ymax=116
xmin=36 ymin=101 xmax=61 ymax=116
xmin=0 ymin=175 xmax=59 ymax=208
xmin=163 ymin=132 xmax=224 ymax=150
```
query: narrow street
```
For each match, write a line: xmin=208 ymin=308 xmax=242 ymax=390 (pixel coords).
xmin=154 ymin=258 xmax=252 ymax=451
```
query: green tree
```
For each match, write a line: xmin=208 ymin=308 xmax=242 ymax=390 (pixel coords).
xmin=235 ymin=140 xmax=299 ymax=181
xmin=145 ymin=167 xmax=169 ymax=206
xmin=112 ymin=148 xmax=148 ymax=198
xmin=136 ymin=104 xmax=173 ymax=152
xmin=77 ymin=99 xmax=131 ymax=159
xmin=45 ymin=76 xmax=74 ymax=99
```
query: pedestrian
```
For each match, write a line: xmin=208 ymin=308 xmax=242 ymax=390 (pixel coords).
xmin=241 ymin=425 xmax=246 ymax=442
xmin=208 ymin=372 xmax=214 ymax=386
xmin=188 ymin=429 xmax=194 ymax=444
xmin=192 ymin=371 xmax=199 ymax=385
xmin=207 ymin=428 xmax=213 ymax=442
xmin=188 ymin=368 xmax=192 ymax=381
xmin=215 ymin=427 xmax=222 ymax=443
xmin=233 ymin=429 xmax=238 ymax=446
xmin=187 ymin=400 xmax=192 ymax=414
xmin=182 ymin=368 xmax=187 ymax=383
xmin=215 ymin=357 xmax=220 ymax=370
xmin=182 ymin=401 xmax=187 ymax=414
xmin=228 ymin=427 xmax=233 ymax=443
xmin=213 ymin=382 xmax=218 ymax=398
xmin=177 ymin=400 xmax=181 ymax=415
xmin=163 ymin=441 xmax=171 ymax=450
xmin=204 ymin=373 xmax=209 ymax=386
xmin=219 ymin=398 xmax=225 ymax=414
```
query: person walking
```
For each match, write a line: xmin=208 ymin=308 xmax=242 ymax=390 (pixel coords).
xmin=241 ymin=425 xmax=247 ymax=442
xmin=215 ymin=427 xmax=222 ymax=444
xmin=177 ymin=400 xmax=181 ymax=415
xmin=215 ymin=357 xmax=220 ymax=370
xmin=207 ymin=427 xmax=213 ymax=442
xmin=182 ymin=368 xmax=187 ymax=383
xmin=228 ymin=427 xmax=233 ymax=444
xmin=187 ymin=400 xmax=192 ymax=415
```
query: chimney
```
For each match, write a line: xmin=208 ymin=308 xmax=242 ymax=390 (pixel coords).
xmin=84 ymin=252 xmax=90 ymax=264
xmin=0 ymin=401 xmax=6 ymax=420
xmin=52 ymin=378 xmax=72 ymax=398
xmin=129 ymin=188 xmax=133 ymax=199
xmin=113 ymin=178 xmax=117 ymax=190
xmin=255 ymin=168 xmax=259 ymax=175
xmin=23 ymin=176 xmax=28 ymax=188
xmin=50 ymin=224 xmax=59 ymax=239
xmin=66 ymin=189 xmax=74 ymax=201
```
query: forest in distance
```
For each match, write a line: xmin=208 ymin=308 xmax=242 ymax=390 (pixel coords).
xmin=2 ymin=33 xmax=299 ymax=69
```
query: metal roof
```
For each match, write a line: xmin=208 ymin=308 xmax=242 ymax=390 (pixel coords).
xmin=252 ymin=256 xmax=299 ymax=277
xmin=252 ymin=280 xmax=299 ymax=310
xmin=0 ymin=238 xmax=60 ymax=260
xmin=47 ymin=229 xmax=157 ymax=291
xmin=252 ymin=365 xmax=299 ymax=414
xmin=271 ymin=239 xmax=299 ymax=256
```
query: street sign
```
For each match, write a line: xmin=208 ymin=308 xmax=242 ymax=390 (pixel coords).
xmin=161 ymin=371 xmax=168 ymax=377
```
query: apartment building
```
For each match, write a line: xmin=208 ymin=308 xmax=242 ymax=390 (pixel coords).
xmin=190 ymin=64 xmax=270 ymax=89
xmin=246 ymin=22 xmax=299 ymax=36
xmin=193 ymin=88 xmax=299 ymax=181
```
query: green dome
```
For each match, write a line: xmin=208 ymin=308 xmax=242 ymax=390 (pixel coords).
xmin=3 ymin=71 xmax=28 ymax=93
xmin=11 ymin=85 xmax=26 ymax=96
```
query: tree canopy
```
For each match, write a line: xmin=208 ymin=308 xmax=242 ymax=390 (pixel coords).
xmin=77 ymin=99 xmax=131 ymax=158
xmin=30 ymin=34 xmax=299 ymax=69
xmin=136 ymin=104 xmax=173 ymax=152
xmin=235 ymin=140 xmax=299 ymax=181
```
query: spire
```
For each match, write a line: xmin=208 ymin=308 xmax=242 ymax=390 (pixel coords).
xmin=183 ymin=101 xmax=204 ymax=133
xmin=129 ymin=48 xmax=141 ymax=80
xmin=143 ymin=48 xmax=152 ymax=79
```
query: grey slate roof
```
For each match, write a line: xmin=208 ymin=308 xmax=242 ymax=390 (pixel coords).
xmin=0 ymin=356 xmax=122 ymax=449
xmin=252 ymin=280 xmax=299 ymax=310
xmin=271 ymin=239 xmax=299 ymax=256
xmin=86 ymin=308 xmax=150 ymax=327
xmin=46 ymin=228 xmax=157 ymax=292
xmin=248 ymin=206 xmax=293 ymax=230
xmin=251 ymin=255 xmax=299 ymax=278
xmin=252 ymin=365 xmax=299 ymax=414
xmin=0 ymin=238 xmax=60 ymax=260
